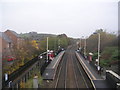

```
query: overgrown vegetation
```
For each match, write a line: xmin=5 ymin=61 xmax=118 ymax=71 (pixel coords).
xmin=20 ymin=69 xmax=43 ymax=88
xmin=3 ymin=33 xmax=70 ymax=76
xmin=39 ymin=34 xmax=69 ymax=52
xmin=85 ymin=29 xmax=119 ymax=67
xmin=100 ymin=47 xmax=119 ymax=67
xmin=3 ymin=39 xmax=41 ymax=74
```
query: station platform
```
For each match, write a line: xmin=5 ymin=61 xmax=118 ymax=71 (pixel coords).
xmin=75 ymin=52 xmax=112 ymax=88
xmin=92 ymin=80 xmax=112 ymax=88
xmin=42 ymin=51 xmax=65 ymax=80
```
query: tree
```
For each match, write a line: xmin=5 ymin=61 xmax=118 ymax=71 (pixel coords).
xmin=87 ymin=29 xmax=117 ymax=53
xmin=86 ymin=29 xmax=118 ymax=67
xmin=3 ymin=39 xmax=41 ymax=75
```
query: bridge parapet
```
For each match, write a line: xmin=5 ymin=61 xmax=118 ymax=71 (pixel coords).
xmin=106 ymin=70 xmax=120 ymax=89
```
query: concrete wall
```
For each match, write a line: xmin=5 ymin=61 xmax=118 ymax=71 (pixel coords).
xmin=106 ymin=70 xmax=120 ymax=88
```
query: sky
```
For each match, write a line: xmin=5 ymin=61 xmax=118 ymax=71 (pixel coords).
xmin=0 ymin=0 xmax=119 ymax=38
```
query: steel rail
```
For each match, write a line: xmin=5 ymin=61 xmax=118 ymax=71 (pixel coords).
xmin=70 ymin=51 xmax=79 ymax=89
xmin=65 ymin=52 xmax=68 ymax=89
xmin=55 ymin=53 xmax=67 ymax=88
xmin=73 ymin=53 xmax=89 ymax=89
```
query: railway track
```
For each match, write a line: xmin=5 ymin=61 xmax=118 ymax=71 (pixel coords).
xmin=55 ymin=52 xmax=68 ymax=88
xmin=65 ymin=50 xmax=78 ymax=88
xmin=71 ymin=51 xmax=90 ymax=88
xmin=54 ymin=46 xmax=93 ymax=88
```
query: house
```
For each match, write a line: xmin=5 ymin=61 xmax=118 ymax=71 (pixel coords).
xmin=4 ymin=30 xmax=20 ymax=44
xmin=0 ymin=30 xmax=24 ymax=60
xmin=4 ymin=30 xmax=24 ymax=48
xmin=0 ymin=32 xmax=13 ymax=55
xmin=0 ymin=30 xmax=24 ymax=88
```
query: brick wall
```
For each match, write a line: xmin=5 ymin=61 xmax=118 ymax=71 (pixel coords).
xmin=5 ymin=30 xmax=18 ymax=44
xmin=0 ymin=37 xmax=10 ymax=54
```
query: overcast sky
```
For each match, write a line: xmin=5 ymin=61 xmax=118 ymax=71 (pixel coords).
xmin=0 ymin=0 xmax=119 ymax=38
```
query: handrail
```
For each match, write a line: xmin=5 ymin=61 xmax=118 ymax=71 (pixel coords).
xmin=2 ymin=56 xmax=38 ymax=88
xmin=106 ymin=70 xmax=120 ymax=80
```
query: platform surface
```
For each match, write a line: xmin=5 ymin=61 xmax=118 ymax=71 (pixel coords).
xmin=76 ymin=52 xmax=112 ymax=88
xmin=47 ymin=51 xmax=65 ymax=69
xmin=76 ymin=52 xmax=102 ymax=80
xmin=42 ymin=51 xmax=65 ymax=80
xmin=92 ymin=80 xmax=112 ymax=88
xmin=42 ymin=69 xmax=55 ymax=80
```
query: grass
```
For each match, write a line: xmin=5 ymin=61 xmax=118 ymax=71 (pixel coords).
xmin=22 ymin=70 xmax=43 ymax=88
xmin=25 ymin=78 xmax=33 ymax=88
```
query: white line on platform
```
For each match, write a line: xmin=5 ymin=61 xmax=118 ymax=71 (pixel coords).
xmin=52 ymin=51 xmax=64 ymax=69
xmin=76 ymin=52 xmax=96 ymax=80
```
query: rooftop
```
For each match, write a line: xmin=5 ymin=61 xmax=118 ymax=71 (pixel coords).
xmin=0 ymin=32 xmax=12 ymax=43
xmin=6 ymin=30 xmax=21 ymax=38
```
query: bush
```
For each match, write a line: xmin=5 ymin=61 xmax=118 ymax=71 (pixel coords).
xmin=100 ymin=47 xmax=119 ymax=67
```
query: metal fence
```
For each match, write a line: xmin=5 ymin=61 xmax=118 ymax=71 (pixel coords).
xmin=2 ymin=56 xmax=39 ymax=88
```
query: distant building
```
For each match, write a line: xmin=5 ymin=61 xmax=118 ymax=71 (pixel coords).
xmin=0 ymin=32 xmax=13 ymax=55
xmin=29 ymin=32 xmax=37 ymax=36
xmin=0 ymin=30 xmax=24 ymax=59
xmin=0 ymin=30 xmax=24 ymax=90
xmin=5 ymin=30 xmax=20 ymax=44
xmin=0 ymin=33 xmax=10 ymax=89
xmin=0 ymin=32 xmax=12 ymax=90
xmin=4 ymin=30 xmax=24 ymax=48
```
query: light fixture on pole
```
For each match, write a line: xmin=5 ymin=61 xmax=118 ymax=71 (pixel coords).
xmin=84 ymin=37 xmax=87 ymax=58
xmin=47 ymin=37 xmax=49 ymax=61
xmin=79 ymin=38 xmax=82 ymax=49
xmin=81 ymin=36 xmax=84 ymax=49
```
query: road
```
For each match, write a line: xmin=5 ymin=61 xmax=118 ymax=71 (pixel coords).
xmin=42 ymin=45 xmax=93 ymax=88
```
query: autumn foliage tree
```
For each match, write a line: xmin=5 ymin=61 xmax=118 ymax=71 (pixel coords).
xmin=3 ymin=39 xmax=40 ymax=74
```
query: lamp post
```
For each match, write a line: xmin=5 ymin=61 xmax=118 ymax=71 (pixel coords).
xmin=81 ymin=36 xmax=84 ymax=49
xmin=79 ymin=38 xmax=81 ymax=49
xmin=93 ymin=32 xmax=100 ymax=66
xmin=58 ymin=39 xmax=60 ymax=49
xmin=84 ymin=37 xmax=87 ymax=58
xmin=97 ymin=33 xmax=100 ymax=66
xmin=47 ymin=37 xmax=49 ymax=61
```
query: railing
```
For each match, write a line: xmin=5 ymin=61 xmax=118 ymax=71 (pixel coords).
xmin=2 ymin=50 xmax=67 ymax=88
xmin=106 ymin=70 xmax=120 ymax=89
xmin=2 ymin=56 xmax=38 ymax=88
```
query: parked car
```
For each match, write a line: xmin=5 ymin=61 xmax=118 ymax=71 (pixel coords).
xmin=6 ymin=56 xmax=16 ymax=62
